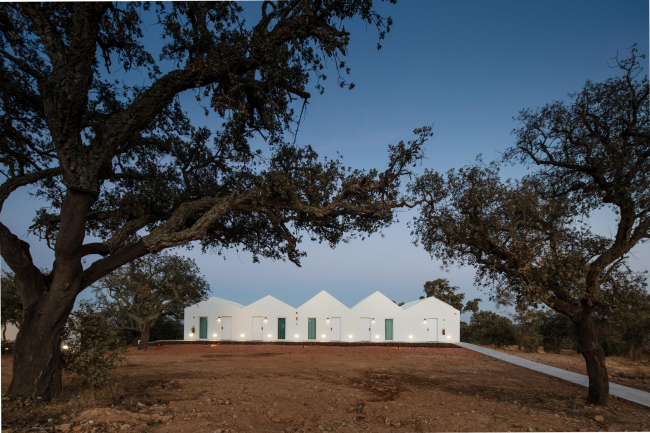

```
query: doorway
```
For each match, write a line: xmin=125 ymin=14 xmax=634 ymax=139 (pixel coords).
xmin=278 ymin=318 xmax=286 ymax=339
xmin=427 ymin=318 xmax=438 ymax=342
xmin=330 ymin=317 xmax=341 ymax=341
xmin=220 ymin=316 xmax=232 ymax=340
xmin=360 ymin=317 xmax=371 ymax=341
xmin=308 ymin=318 xmax=316 ymax=340
xmin=385 ymin=318 xmax=393 ymax=341
xmin=199 ymin=317 xmax=208 ymax=339
xmin=252 ymin=316 xmax=263 ymax=340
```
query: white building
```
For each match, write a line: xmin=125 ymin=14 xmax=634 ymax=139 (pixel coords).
xmin=184 ymin=290 xmax=460 ymax=343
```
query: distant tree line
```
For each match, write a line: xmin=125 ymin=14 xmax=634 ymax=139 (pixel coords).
xmin=459 ymin=284 xmax=650 ymax=361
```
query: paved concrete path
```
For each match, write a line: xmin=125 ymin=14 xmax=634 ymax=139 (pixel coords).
xmin=455 ymin=342 xmax=650 ymax=407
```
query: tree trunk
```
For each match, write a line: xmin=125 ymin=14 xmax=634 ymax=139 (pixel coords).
xmin=6 ymin=190 xmax=93 ymax=400
xmin=574 ymin=313 xmax=609 ymax=406
xmin=7 ymin=289 xmax=77 ymax=400
xmin=138 ymin=322 xmax=151 ymax=350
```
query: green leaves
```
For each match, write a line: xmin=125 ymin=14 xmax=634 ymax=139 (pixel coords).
xmin=61 ymin=303 xmax=125 ymax=387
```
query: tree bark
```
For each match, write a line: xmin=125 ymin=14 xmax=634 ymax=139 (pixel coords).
xmin=574 ymin=312 xmax=609 ymax=406
xmin=7 ymin=190 xmax=93 ymax=400
xmin=138 ymin=322 xmax=151 ymax=350
xmin=7 ymin=289 xmax=77 ymax=400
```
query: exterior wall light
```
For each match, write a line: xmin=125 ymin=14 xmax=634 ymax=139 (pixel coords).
xmin=62 ymin=344 xmax=69 ymax=350
xmin=217 ymin=317 xmax=221 ymax=321
xmin=264 ymin=317 xmax=267 ymax=321
xmin=326 ymin=318 xmax=330 ymax=322
xmin=371 ymin=318 xmax=375 ymax=323
xmin=423 ymin=319 xmax=427 ymax=323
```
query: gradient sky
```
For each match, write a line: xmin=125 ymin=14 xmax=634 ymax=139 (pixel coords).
xmin=2 ymin=0 xmax=648 ymax=320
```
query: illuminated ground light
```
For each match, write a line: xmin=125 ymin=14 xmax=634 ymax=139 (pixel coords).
xmin=268 ymin=334 xmax=272 ymax=338
xmin=348 ymin=334 xmax=353 ymax=339
xmin=408 ymin=335 xmax=413 ymax=339
xmin=62 ymin=344 xmax=69 ymax=350
xmin=321 ymin=334 xmax=326 ymax=338
xmin=375 ymin=335 xmax=380 ymax=339
xmin=295 ymin=334 xmax=299 ymax=338
xmin=447 ymin=335 xmax=451 ymax=339
xmin=189 ymin=333 xmax=194 ymax=337
xmin=240 ymin=334 xmax=245 ymax=337
xmin=213 ymin=333 xmax=217 ymax=337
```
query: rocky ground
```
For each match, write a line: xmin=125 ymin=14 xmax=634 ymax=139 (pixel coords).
xmin=2 ymin=344 xmax=649 ymax=432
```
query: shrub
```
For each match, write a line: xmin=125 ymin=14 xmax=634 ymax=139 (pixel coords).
xmin=1 ymin=339 xmax=14 ymax=355
xmin=463 ymin=311 xmax=516 ymax=348
xmin=61 ymin=304 xmax=125 ymax=387
xmin=539 ymin=312 xmax=576 ymax=353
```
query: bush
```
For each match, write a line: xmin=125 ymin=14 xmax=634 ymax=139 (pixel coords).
xmin=150 ymin=317 xmax=184 ymax=341
xmin=61 ymin=304 xmax=125 ymax=387
xmin=1 ymin=339 xmax=14 ymax=355
xmin=539 ymin=312 xmax=576 ymax=353
xmin=462 ymin=311 xmax=516 ymax=348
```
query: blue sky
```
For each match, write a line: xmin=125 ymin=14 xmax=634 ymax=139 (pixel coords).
xmin=2 ymin=0 xmax=648 ymax=320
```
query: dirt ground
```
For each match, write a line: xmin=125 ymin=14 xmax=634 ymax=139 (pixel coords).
xmin=485 ymin=345 xmax=650 ymax=393
xmin=2 ymin=343 xmax=650 ymax=433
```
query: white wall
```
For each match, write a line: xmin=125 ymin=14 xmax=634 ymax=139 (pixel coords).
xmin=238 ymin=296 xmax=296 ymax=341
xmin=399 ymin=297 xmax=461 ymax=343
xmin=183 ymin=291 xmax=460 ymax=343
xmin=184 ymin=297 xmax=243 ymax=340
xmin=3 ymin=323 xmax=19 ymax=342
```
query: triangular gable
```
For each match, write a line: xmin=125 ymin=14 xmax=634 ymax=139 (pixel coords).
xmin=297 ymin=290 xmax=349 ymax=310
xmin=243 ymin=294 xmax=295 ymax=310
xmin=402 ymin=295 xmax=461 ymax=313
xmin=400 ymin=299 xmax=424 ymax=309
xmin=205 ymin=296 xmax=244 ymax=308
xmin=350 ymin=291 xmax=403 ymax=310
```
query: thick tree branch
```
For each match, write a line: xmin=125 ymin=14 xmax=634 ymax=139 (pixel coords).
xmin=0 ymin=167 xmax=61 ymax=212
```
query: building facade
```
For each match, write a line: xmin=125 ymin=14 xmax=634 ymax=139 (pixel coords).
xmin=184 ymin=290 xmax=460 ymax=343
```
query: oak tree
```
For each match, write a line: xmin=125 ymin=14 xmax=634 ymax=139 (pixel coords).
xmin=422 ymin=278 xmax=481 ymax=313
xmin=0 ymin=1 xmax=427 ymax=400
xmin=92 ymin=253 xmax=209 ymax=350
xmin=410 ymin=48 xmax=649 ymax=405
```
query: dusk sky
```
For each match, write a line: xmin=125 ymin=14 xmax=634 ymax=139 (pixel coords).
xmin=2 ymin=0 xmax=648 ymax=320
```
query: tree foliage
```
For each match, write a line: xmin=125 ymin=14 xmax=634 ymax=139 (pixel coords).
xmin=593 ymin=270 xmax=650 ymax=360
xmin=461 ymin=310 xmax=516 ymax=348
xmin=0 ymin=1 xmax=429 ymax=400
xmin=61 ymin=303 xmax=125 ymax=388
xmin=410 ymin=48 xmax=649 ymax=405
xmin=93 ymin=253 xmax=210 ymax=349
xmin=422 ymin=278 xmax=481 ymax=313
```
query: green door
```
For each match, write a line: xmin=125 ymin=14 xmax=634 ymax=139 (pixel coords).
xmin=199 ymin=317 xmax=208 ymax=339
xmin=385 ymin=319 xmax=393 ymax=341
xmin=308 ymin=318 xmax=316 ymax=340
xmin=278 ymin=318 xmax=286 ymax=340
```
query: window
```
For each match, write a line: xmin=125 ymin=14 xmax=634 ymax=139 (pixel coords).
xmin=199 ymin=317 xmax=208 ymax=339
xmin=385 ymin=319 xmax=393 ymax=341
xmin=308 ymin=318 xmax=316 ymax=340
xmin=278 ymin=318 xmax=286 ymax=340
